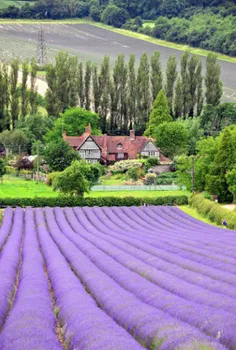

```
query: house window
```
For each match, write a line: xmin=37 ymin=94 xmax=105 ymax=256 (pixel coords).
xmin=117 ymin=153 xmax=124 ymax=159
xmin=149 ymin=151 xmax=156 ymax=156
xmin=117 ymin=143 xmax=123 ymax=150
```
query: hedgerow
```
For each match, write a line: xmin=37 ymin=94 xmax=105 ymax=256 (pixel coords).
xmin=0 ymin=195 xmax=188 ymax=208
xmin=189 ymin=193 xmax=236 ymax=230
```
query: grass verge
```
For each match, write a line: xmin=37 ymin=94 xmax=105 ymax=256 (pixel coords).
xmin=0 ymin=18 xmax=235 ymax=63
xmin=179 ymin=205 xmax=220 ymax=227
xmin=86 ymin=190 xmax=190 ymax=198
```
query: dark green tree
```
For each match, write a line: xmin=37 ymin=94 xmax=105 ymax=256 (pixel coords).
xmin=151 ymin=51 xmax=162 ymax=102
xmin=99 ymin=56 xmax=110 ymax=133
xmin=45 ymin=138 xmax=80 ymax=172
xmin=85 ymin=61 xmax=92 ymax=110
xmin=180 ymin=51 xmax=190 ymax=118
xmin=53 ymin=160 xmax=91 ymax=197
xmin=78 ymin=62 xmax=85 ymax=108
xmin=9 ymin=59 xmax=19 ymax=129
xmin=29 ymin=58 xmax=38 ymax=115
xmin=205 ymin=53 xmax=223 ymax=106
xmin=21 ymin=59 xmax=29 ymax=118
xmin=145 ymin=89 xmax=172 ymax=138
xmin=165 ymin=55 xmax=177 ymax=115
xmin=136 ymin=53 xmax=151 ymax=134
xmin=155 ymin=122 xmax=189 ymax=158
xmin=127 ymin=54 xmax=136 ymax=130
xmin=92 ymin=64 xmax=100 ymax=114
xmin=174 ymin=77 xmax=183 ymax=119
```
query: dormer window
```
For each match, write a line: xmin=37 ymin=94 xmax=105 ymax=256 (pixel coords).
xmin=117 ymin=143 xmax=123 ymax=150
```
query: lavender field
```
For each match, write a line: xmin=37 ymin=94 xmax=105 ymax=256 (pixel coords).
xmin=0 ymin=206 xmax=236 ymax=349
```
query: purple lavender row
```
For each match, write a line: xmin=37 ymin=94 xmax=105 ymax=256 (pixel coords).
xmin=46 ymin=207 xmax=225 ymax=350
xmin=58 ymin=207 xmax=234 ymax=349
xmin=91 ymin=208 xmax=235 ymax=284
xmin=109 ymin=207 xmax=236 ymax=275
xmin=35 ymin=208 xmax=143 ymax=350
xmin=146 ymin=206 xmax=236 ymax=252
xmin=121 ymin=207 xmax=236 ymax=265
xmin=0 ymin=208 xmax=62 ymax=350
xmin=0 ymin=208 xmax=13 ymax=250
xmin=79 ymin=207 xmax=236 ymax=298
xmin=79 ymin=206 xmax=236 ymax=303
xmin=0 ymin=208 xmax=23 ymax=330
xmin=99 ymin=207 xmax=236 ymax=300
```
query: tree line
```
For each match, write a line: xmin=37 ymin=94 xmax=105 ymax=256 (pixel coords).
xmin=44 ymin=51 xmax=223 ymax=135
xmin=0 ymin=59 xmax=39 ymax=132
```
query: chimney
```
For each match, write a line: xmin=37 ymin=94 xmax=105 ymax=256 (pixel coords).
xmin=130 ymin=129 xmax=135 ymax=140
xmin=62 ymin=131 xmax=67 ymax=138
xmin=85 ymin=123 xmax=91 ymax=135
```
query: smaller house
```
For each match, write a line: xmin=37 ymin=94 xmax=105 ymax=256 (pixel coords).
xmin=63 ymin=125 xmax=170 ymax=164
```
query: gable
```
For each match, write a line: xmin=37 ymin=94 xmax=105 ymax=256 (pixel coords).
xmin=77 ymin=136 xmax=100 ymax=150
xmin=142 ymin=141 xmax=158 ymax=152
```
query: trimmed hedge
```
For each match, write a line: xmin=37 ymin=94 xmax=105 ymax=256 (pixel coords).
xmin=0 ymin=195 xmax=188 ymax=208
xmin=189 ymin=193 xmax=236 ymax=230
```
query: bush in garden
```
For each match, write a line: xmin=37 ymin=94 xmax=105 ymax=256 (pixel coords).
xmin=126 ymin=167 xmax=139 ymax=182
xmin=110 ymin=160 xmax=142 ymax=173
xmin=46 ymin=172 xmax=61 ymax=186
xmin=144 ymin=173 xmax=157 ymax=185
xmin=5 ymin=166 xmax=17 ymax=176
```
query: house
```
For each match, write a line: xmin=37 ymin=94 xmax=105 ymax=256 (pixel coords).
xmin=63 ymin=124 xmax=169 ymax=164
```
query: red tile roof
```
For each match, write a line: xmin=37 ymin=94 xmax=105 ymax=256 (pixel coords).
xmin=63 ymin=128 xmax=171 ymax=163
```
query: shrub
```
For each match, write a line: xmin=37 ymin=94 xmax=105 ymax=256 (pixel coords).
xmin=189 ymin=193 xmax=236 ymax=230
xmin=0 ymin=195 xmax=188 ymax=208
xmin=46 ymin=172 xmax=61 ymax=186
xmin=126 ymin=167 xmax=139 ymax=182
xmin=144 ymin=173 xmax=157 ymax=185
xmin=110 ymin=160 xmax=142 ymax=173
xmin=5 ymin=166 xmax=17 ymax=176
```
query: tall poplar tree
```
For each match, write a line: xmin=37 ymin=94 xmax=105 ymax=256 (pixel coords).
xmin=0 ymin=63 xmax=9 ymax=131
xmin=21 ymin=60 xmax=29 ymax=118
xmin=45 ymin=64 xmax=60 ymax=116
xmin=188 ymin=54 xmax=201 ymax=117
xmin=165 ymin=55 xmax=177 ymax=116
xmin=151 ymin=51 xmax=162 ymax=102
xmin=196 ymin=61 xmax=204 ymax=116
xmin=136 ymin=53 xmax=151 ymax=134
xmin=30 ymin=58 xmax=38 ymax=115
xmin=85 ymin=61 xmax=92 ymax=110
xmin=10 ymin=59 xmax=19 ymax=129
xmin=99 ymin=56 xmax=110 ymax=133
xmin=205 ymin=53 xmax=223 ymax=106
xmin=92 ymin=64 xmax=100 ymax=114
xmin=127 ymin=54 xmax=136 ymax=130
xmin=113 ymin=54 xmax=128 ymax=133
xmin=78 ymin=62 xmax=85 ymax=108
xmin=174 ymin=77 xmax=183 ymax=119
xmin=68 ymin=56 xmax=79 ymax=108
xmin=180 ymin=51 xmax=190 ymax=118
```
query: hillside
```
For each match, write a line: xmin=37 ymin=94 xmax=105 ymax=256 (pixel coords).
xmin=0 ymin=0 xmax=235 ymax=56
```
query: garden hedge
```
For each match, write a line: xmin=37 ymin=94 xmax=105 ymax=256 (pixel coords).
xmin=0 ymin=195 xmax=188 ymax=208
xmin=189 ymin=193 xmax=236 ymax=230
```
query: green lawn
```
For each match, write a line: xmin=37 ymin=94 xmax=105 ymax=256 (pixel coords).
xmin=0 ymin=176 xmax=58 ymax=198
xmin=0 ymin=176 xmax=189 ymax=199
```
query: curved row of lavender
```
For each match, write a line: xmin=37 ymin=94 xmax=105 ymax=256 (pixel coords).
xmin=0 ymin=206 xmax=235 ymax=349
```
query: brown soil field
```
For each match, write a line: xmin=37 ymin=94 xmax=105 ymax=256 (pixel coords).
xmin=0 ymin=23 xmax=235 ymax=101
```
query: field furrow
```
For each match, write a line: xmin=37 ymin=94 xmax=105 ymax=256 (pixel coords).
xmin=0 ymin=208 xmax=62 ymax=349
xmin=0 ymin=208 xmax=23 ymax=331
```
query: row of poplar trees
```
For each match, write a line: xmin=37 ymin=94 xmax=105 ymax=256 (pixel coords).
xmin=0 ymin=59 xmax=39 ymax=132
xmin=46 ymin=51 xmax=223 ymax=135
